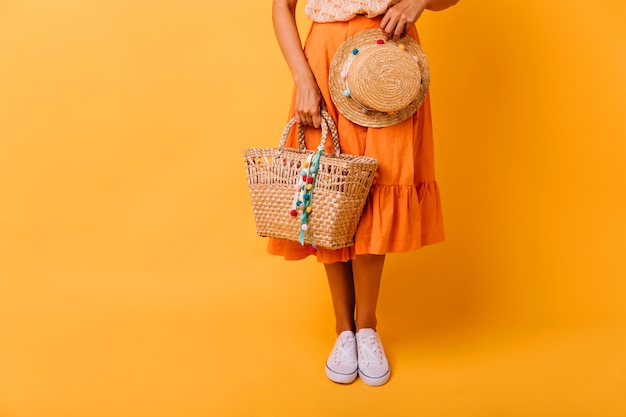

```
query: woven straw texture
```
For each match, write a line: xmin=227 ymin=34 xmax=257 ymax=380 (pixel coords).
xmin=243 ymin=110 xmax=379 ymax=249
xmin=329 ymin=28 xmax=430 ymax=128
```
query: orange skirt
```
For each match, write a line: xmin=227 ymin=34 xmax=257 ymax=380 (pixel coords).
xmin=267 ymin=15 xmax=444 ymax=263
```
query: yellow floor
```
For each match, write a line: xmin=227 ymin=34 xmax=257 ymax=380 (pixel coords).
xmin=1 ymin=255 xmax=625 ymax=417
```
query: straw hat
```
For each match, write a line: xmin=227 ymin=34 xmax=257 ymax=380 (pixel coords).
xmin=329 ymin=28 xmax=430 ymax=128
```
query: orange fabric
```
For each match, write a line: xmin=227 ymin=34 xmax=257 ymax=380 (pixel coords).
xmin=267 ymin=15 xmax=444 ymax=263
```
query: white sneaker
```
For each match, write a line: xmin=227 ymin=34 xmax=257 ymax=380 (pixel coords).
xmin=356 ymin=328 xmax=390 ymax=386
xmin=325 ymin=330 xmax=358 ymax=384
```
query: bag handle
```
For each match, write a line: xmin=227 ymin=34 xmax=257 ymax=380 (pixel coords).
xmin=278 ymin=109 xmax=341 ymax=157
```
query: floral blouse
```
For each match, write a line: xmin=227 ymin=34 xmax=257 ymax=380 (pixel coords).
xmin=305 ymin=0 xmax=401 ymax=23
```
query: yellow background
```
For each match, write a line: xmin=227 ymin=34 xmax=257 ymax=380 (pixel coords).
xmin=1 ymin=0 xmax=625 ymax=416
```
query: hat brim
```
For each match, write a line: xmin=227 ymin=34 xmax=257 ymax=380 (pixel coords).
xmin=329 ymin=28 xmax=430 ymax=128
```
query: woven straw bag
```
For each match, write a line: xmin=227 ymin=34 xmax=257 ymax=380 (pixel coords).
xmin=243 ymin=109 xmax=379 ymax=249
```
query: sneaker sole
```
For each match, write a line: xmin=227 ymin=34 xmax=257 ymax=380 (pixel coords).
xmin=325 ymin=365 xmax=358 ymax=384
xmin=358 ymin=368 xmax=390 ymax=386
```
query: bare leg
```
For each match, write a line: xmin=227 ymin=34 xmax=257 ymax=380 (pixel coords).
xmin=352 ymin=254 xmax=385 ymax=331
xmin=324 ymin=261 xmax=356 ymax=334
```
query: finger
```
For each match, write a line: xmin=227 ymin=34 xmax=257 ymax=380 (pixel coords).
xmin=379 ymin=13 xmax=391 ymax=35
xmin=312 ymin=111 xmax=321 ymax=129
xmin=381 ymin=15 xmax=397 ymax=40
xmin=301 ymin=113 xmax=312 ymax=127
xmin=392 ymin=22 xmax=406 ymax=42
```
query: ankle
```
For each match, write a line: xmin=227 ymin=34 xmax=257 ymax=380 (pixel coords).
xmin=356 ymin=327 xmax=377 ymax=333
xmin=336 ymin=327 xmax=356 ymax=335
xmin=355 ymin=320 xmax=377 ymax=332
xmin=336 ymin=323 xmax=356 ymax=335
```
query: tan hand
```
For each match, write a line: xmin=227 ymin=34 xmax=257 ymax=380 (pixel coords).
xmin=293 ymin=77 xmax=322 ymax=128
xmin=380 ymin=0 xmax=428 ymax=41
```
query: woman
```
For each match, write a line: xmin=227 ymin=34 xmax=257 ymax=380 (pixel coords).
xmin=270 ymin=0 xmax=459 ymax=386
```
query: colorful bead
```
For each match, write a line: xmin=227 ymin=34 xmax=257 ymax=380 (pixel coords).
xmin=341 ymin=71 xmax=348 ymax=79
xmin=310 ymin=246 xmax=317 ymax=254
xmin=376 ymin=39 xmax=384 ymax=45
xmin=398 ymin=44 xmax=406 ymax=50
xmin=413 ymin=55 xmax=419 ymax=62
xmin=352 ymin=48 xmax=359 ymax=55
xmin=294 ymin=183 xmax=300 ymax=190
xmin=291 ymin=146 xmax=325 ymax=249
xmin=343 ymin=89 xmax=350 ymax=97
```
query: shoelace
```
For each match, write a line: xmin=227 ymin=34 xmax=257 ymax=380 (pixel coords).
xmin=358 ymin=334 xmax=383 ymax=365
xmin=333 ymin=335 xmax=357 ymax=363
